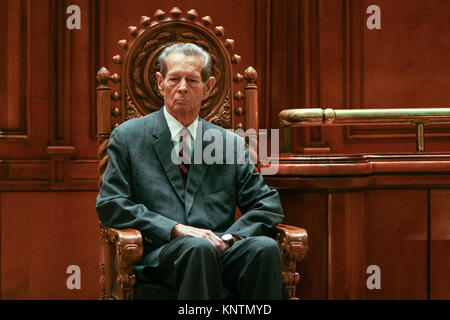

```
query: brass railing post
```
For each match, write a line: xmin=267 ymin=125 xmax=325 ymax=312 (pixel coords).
xmin=282 ymin=126 xmax=292 ymax=154
xmin=416 ymin=122 xmax=425 ymax=153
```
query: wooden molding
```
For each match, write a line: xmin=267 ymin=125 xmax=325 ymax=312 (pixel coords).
xmin=264 ymin=153 xmax=450 ymax=191
xmin=0 ymin=159 xmax=98 ymax=191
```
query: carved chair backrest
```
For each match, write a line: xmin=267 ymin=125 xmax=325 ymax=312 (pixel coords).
xmin=96 ymin=7 xmax=259 ymax=187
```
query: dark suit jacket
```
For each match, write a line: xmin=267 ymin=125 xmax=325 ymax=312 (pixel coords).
xmin=96 ymin=108 xmax=284 ymax=274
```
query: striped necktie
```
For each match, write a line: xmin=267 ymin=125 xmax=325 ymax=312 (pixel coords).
xmin=179 ymin=128 xmax=191 ymax=185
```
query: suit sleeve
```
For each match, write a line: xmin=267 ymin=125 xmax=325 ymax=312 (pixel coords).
xmin=96 ymin=127 xmax=178 ymax=245
xmin=224 ymin=138 xmax=284 ymax=237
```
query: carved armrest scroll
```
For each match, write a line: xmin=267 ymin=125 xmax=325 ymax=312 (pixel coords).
xmin=100 ymin=226 xmax=143 ymax=300
xmin=275 ymin=223 xmax=309 ymax=300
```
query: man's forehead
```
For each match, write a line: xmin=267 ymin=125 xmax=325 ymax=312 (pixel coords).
xmin=166 ymin=52 xmax=204 ymax=71
xmin=166 ymin=65 xmax=201 ymax=74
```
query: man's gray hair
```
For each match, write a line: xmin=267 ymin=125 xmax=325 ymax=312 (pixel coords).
xmin=158 ymin=43 xmax=212 ymax=82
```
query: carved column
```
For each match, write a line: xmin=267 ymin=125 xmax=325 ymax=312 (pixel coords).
xmin=96 ymin=67 xmax=112 ymax=188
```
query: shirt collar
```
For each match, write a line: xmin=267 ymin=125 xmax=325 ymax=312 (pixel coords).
xmin=163 ymin=106 xmax=198 ymax=142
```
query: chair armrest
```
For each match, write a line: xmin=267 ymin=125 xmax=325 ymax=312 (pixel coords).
xmin=274 ymin=223 xmax=309 ymax=299
xmin=106 ymin=227 xmax=143 ymax=255
xmin=100 ymin=226 xmax=143 ymax=299
xmin=106 ymin=226 xmax=143 ymax=278
xmin=275 ymin=223 xmax=308 ymax=262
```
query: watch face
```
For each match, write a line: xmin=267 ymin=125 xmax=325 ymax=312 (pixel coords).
xmin=222 ymin=234 xmax=233 ymax=242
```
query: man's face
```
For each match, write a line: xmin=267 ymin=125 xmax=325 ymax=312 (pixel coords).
xmin=156 ymin=52 xmax=216 ymax=125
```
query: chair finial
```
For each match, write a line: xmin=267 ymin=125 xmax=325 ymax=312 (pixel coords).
xmin=128 ymin=26 xmax=138 ymax=37
xmin=170 ymin=7 xmax=182 ymax=18
xmin=215 ymin=26 xmax=225 ymax=36
xmin=231 ymin=54 xmax=241 ymax=64
xmin=186 ymin=9 xmax=198 ymax=20
xmin=112 ymin=55 xmax=122 ymax=65
xmin=154 ymin=9 xmax=165 ymax=20
xmin=118 ymin=40 xmax=128 ymax=50
xmin=96 ymin=67 xmax=110 ymax=85
xmin=224 ymin=39 xmax=235 ymax=49
xmin=245 ymin=66 xmax=258 ymax=83
xmin=201 ymin=16 xmax=212 ymax=26
xmin=140 ymin=16 xmax=151 ymax=27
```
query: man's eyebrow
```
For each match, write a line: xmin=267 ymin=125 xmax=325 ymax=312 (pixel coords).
xmin=167 ymin=70 xmax=201 ymax=77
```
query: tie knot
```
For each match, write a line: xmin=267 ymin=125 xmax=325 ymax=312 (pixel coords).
xmin=179 ymin=128 xmax=190 ymax=141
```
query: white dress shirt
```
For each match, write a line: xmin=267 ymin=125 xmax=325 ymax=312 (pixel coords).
xmin=163 ymin=106 xmax=197 ymax=157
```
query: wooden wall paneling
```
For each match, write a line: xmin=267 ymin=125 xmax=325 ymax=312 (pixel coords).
xmin=24 ymin=0 xmax=51 ymax=160
xmin=328 ymin=192 xmax=366 ymax=299
xmin=296 ymin=0 xmax=450 ymax=155
xmin=271 ymin=153 xmax=450 ymax=299
xmin=430 ymin=189 xmax=450 ymax=299
xmin=0 ymin=0 xmax=7 ymax=133
xmin=278 ymin=190 xmax=327 ymax=299
xmin=0 ymin=192 xmax=100 ymax=299
xmin=49 ymin=0 xmax=71 ymax=145
xmin=269 ymin=0 xmax=329 ymax=154
xmin=293 ymin=0 xmax=312 ymax=153
xmin=89 ymin=0 xmax=108 ymax=140
xmin=270 ymin=0 xmax=294 ymax=151
xmin=324 ymin=187 xmax=429 ymax=299
xmin=254 ymin=0 xmax=271 ymax=131
xmin=300 ymin=0 xmax=329 ymax=153
xmin=0 ymin=0 xmax=53 ymax=189
xmin=342 ymin=0 xmax=420 ymax=152
xmin=270 ymin=0 xmax=307 ymax=153
xmin=341 ymin=0 xmax=450 ymax=154
xmin=70 ymin=0 xmax=105 ymax=160
xmin=0 ymin=0 xmax=30 ymax=139
xmin=316 ymin=0 xmax=345 ymax=153
xmin=364 ymin=189 xmax=428 ymax=299
xmin=362 ymin=0 xmax=450 ymax=109
xmin=47 ymin=0 xmax=75 ymax=188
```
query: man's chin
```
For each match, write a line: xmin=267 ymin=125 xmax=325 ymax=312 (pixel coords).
xmin=169 ymin=104 xmax=199 ymax=120
xmin=173 ymin=101 xmax=190 ymax=108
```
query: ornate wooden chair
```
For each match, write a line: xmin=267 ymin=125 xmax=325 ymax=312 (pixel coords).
xmin=96 ymin=7 xmax=308 ymax=300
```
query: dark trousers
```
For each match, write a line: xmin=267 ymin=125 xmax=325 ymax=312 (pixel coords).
xmin=144 ymin=235 xmax=284 ymax=300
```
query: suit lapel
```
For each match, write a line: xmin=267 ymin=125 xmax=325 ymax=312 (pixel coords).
xmin=184 ymin=120 xmax=210 ymax=215
xmin=149 ymin=109 xmax=185 ymax=204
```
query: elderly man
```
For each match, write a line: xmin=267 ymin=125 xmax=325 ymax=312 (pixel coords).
xmin=96 ymin=43 xmax=284 ymax=299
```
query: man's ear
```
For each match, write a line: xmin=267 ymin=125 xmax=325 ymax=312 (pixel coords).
xmin=156 ymin=72 xmax=164 ymax=95
xmin=203 ymin=76 xmax=216 ymax=99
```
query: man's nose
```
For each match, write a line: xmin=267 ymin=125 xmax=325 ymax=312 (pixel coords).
xmin=177 ymin=79 xmax=188 ymax=94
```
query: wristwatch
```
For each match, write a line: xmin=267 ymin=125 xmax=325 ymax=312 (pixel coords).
xmin=221 ymin=233 xmax=235 ymax=246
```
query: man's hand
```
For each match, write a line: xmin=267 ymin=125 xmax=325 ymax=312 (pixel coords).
xmin=171 ymin=224 xmax=229 ymax=254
